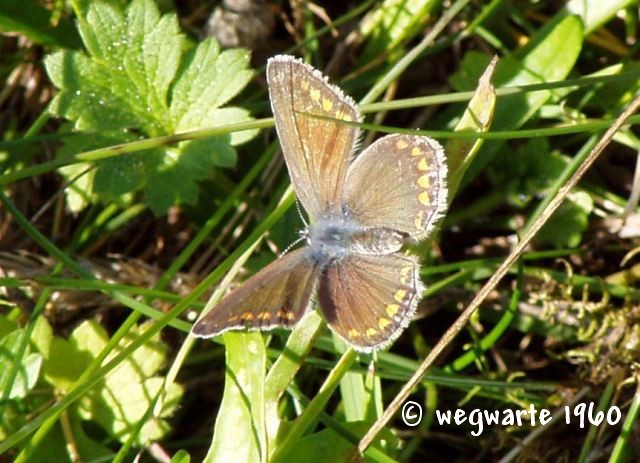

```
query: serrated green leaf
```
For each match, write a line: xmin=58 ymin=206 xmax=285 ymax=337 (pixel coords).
xmin=171 ymin=42 xmax=253 ymax=131
xmin=45 ymin=0 xmax=256 ymax=215
xmin=57 ymin=130 xmax=138 ymax=212
xmin=93 ymin=152 xmax=148 ymax=200
xmin=46 ymin=50 xmax=154 ymax=132
xmin=208 ymin=107 xmax=257 ymax=146
xmin=0 ymin=330 xmax=42 ymax=400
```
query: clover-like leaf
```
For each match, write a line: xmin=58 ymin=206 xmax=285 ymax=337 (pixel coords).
xmin=72 ymin=320 xmax=183 ymax=444
xmin=46 ymin=0 xmax=256 ymax=215
xmin=0 ymin=329 xmax=42 ymax=400
xmin=32 ymin=316 xmax=182 ymax=444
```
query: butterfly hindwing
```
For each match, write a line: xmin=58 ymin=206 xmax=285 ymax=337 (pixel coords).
xmin=317 ymin=252 xmax=424 ymax=351
xmin=344 ymin=134 xmax=448 ymax=241
xmin=267 ymin=55 xmax=362 ymax=219
xmin=192 ymin=248 xmax=320 ymax=338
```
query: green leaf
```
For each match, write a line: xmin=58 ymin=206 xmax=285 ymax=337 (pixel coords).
xmin=24 ymin=423 xmax=72 ymax=463
xmin=265 ymin=311 xmax=324 ymax=444
xmin=72 ymin=321 xmax=183 ymax=444
xmin=536 ymin=191 xmax=594 ymax=248
xmin=204 ymin=332 xmax=266 ymax=463
xmin=57 ymin=131 xmax=139 ymax=212
xmin=489 ymin=139 xmax=594 ymax=248
xmin=170 ymin=450 xmax=191 ymax=463
xmin=359 ymin=0 xmax=439 ymax=61
xmin=32 ymin=316 xmax=182 ymax=444
xmin=450 ymin=15 xmax=584 ymax=188
xmin=564 ymin=0 xmax=638 ymax=34
xmin=446 ymin=56 xmax=497 ymax=198
xmin=0 ymin=313 xmax=17 ymax=339
xmin=27 ymin=414 xmax=112 ymax=463
xmin=45 ymin=0 xmax=256 ymax=215
xmin=584 ymin=62 xmax=640 ymax=113
xmin=171 ymin=42 xmax=253 ymax=133
xmin=0 ymin=0 xmax=81 ymax=48
xmin=284 ymin=423 xmax=399 ymax=463
xmin=490 ymin=138 xmax=564 ymax=205
xmin=286 ymin=426 xmax=362 ymax=462
xmin=31 ymin=316 xmax=93 ymax=393
xmin=0 ymin=403 xmax=25 ymax=442
xmin=0 ymin=330 xmax=42 ymax=400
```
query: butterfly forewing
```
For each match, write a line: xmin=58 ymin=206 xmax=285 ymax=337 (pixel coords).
xmin=318 ymin=253 xmax=424 ymax=351
xmin=344 ymin=134 xmax=448 ymax=241
xmin=267 ymin=55 xmax=362 ymax=219
xmin=192 ymin=248 xmax=320 ymax=338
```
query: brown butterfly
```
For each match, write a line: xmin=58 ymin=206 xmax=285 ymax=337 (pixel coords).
xmin=191 ymin=55 xmax=448 ymax=351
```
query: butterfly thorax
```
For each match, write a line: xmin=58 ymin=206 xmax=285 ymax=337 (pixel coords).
xmin=307 ymin=215 xmax=406 ymax=265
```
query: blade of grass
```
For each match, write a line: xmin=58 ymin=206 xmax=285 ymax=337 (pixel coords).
xmin=269 ymin=350 xmax=361 ymax=463
xmin=608 ymin=379 xmax=640 ymax=463
xmin=577 ymin=375 xmax=619 ymax=463
xmin=444 ymin=262 xmax=522 ymax=373
xmin=360 ymin=0 xmax=471 ymax=105
xmin=0 ymin=118 xmax=272 ymax=185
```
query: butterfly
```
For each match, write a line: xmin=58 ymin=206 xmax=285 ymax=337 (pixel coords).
xmin=191 ymin=55 xmax=448 ymax=352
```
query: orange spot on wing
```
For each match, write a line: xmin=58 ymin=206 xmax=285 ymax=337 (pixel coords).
xmin=417 ymin=174 xmax=430 ymax=189
xmin=394 ymin=289 xmax=407 ymax=302
xmin=418 ymin=191 xmax=430 ymax=205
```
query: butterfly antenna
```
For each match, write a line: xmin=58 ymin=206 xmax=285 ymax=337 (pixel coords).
xmin=280 ymin=235 xmax=305 ymax=257
xmin=295 ymin=198 xmax=308 ymax=228
xmin=279 ymin=198 xmax=311 ymax=258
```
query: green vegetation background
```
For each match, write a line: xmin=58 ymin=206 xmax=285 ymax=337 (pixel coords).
xmin=1 ymin=0 xmax=640 ymax=462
